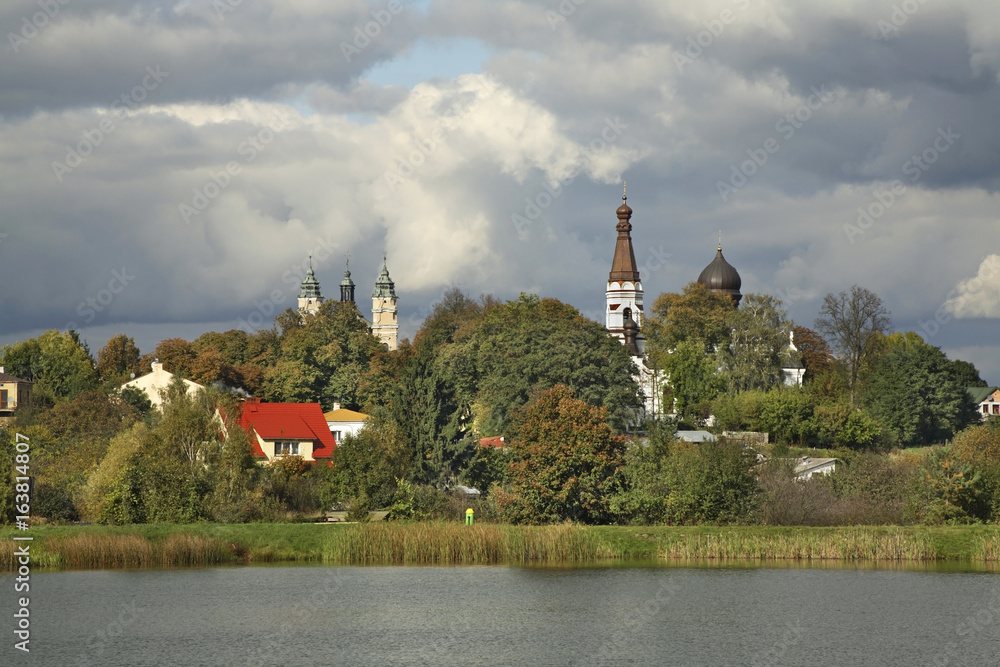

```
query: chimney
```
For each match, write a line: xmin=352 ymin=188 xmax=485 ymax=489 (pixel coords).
xmin=333 ymin=401 xmax=341 ymax=410
xmin=0 ymin=366 xmax=4 ymax=374
xmin=246 ymin=397 xmax=262 ymax=404
xmin=151 ymin=360 xmax=163 ymax=373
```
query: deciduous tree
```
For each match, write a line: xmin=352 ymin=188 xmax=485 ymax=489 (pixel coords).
xmin=815 ymin=285 xmax=892 ymax=404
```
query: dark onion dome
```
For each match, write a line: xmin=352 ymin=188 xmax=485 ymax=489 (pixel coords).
xmin=697 ymin=244 xmax=742 ymax=306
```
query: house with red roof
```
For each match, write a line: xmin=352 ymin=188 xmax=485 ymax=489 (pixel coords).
xmin=230 ymin=398 xmax=336 ymax=463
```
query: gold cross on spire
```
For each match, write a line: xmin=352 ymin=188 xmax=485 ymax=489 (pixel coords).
xmin=718 ymin=230 xmax=722 ymax=250
xmin=623 ymin=180 xmax=627 ymax=201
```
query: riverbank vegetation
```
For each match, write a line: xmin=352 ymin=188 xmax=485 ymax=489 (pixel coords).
xmin=6 ymin=523 xmax=1000 ymax=571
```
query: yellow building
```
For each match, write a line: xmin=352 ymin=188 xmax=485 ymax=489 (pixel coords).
xmin=0 ymin=366 xmax=31 ymax=418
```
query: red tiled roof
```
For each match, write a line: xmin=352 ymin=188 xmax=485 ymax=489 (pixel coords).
xmin=239 ymin=402 xmax=336 ymax=459
xmin=479 ymin=436 xmax=505 ymax=448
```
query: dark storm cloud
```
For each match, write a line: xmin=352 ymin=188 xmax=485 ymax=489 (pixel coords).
xmin=1 ymin=0 xmax=998 ymax=381
xmin=0 ymin=0 xmax=423 ymax=116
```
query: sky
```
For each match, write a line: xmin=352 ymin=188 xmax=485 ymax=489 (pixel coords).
xmin=1 ymin=0 xmax=999 ymax=384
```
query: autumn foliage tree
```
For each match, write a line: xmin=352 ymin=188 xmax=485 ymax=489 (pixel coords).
xmin=495 ymin=385 xmax=625 ymax=524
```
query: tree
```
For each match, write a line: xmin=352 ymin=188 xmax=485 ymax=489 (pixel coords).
xmin=948 ymin=359 xmax=988 ymax=389
xmin=0 ymin=330 xmax=98 ymax=401
xmin=145 ymin=338 xmax=198 ymax=377
xmin=96 ymin=334 xmax=143 ymax=384
xmin=721 ymin=293 xmax=790 ymax=392
xmin=262 ymin=300 xmax=385 ymax=408
xmin=815 ymin=285 xmax=892 ymax=404
xmin=157 ymin=376 xmax=216 ymax=467
xmin=792 ymin=326 xmax=833 ymax=383
xmin=661 ymin=339 xmax=724 ymax=426
xmin=645 ymin=282 xmax=735 ymax=366
xmin=494 ymin=385 xmax=625 ymax=524
xmin=863 ymin=335 xmax=976 ymax=447
xmin=611 ymin=425 xmax=759 ymax=525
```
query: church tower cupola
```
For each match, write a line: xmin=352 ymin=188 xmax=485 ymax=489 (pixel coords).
xmin=697 ymin=233 xmax=742 ymax=307
xmin=371 ymin=254 xmax=399 ymax=351
xmin=297 ymin=254 xmax=324 ymax=315
xmin=605 ymin=184 xmax=645 ymax=355
xmin=339 ymin=257 xmax=356 ymax=304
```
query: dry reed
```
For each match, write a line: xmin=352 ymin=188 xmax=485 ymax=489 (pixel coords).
xmin=324 ymin=522 xmax=620 ymax=565
xmin=658 ymin=529 xmax=935 ymax=561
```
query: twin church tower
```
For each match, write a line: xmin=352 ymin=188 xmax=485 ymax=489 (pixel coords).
xmin=297 ymin=255 xmax=399 ymax=350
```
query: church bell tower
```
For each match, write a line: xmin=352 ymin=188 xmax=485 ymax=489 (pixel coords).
xmin=371 ymin=255 xmax=398 ymax=351
xmin=605 ymin=185 xmax=645 ymax=356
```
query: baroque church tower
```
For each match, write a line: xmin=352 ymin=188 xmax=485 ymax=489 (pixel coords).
xmin=297 ymin=255 xmax=324 ymax=315
xmin=371 ymin=256 xmax=399 ymax=351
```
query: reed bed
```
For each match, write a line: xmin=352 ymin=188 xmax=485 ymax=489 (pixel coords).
xmin=0 ymin=533 xmax=240 ymax=570
xmin=324 ymin=522 xmax=621 ymax=565
xmin=657 ymin=529 xmax=935 ymax=562
xmin=972 ymin=533 xmax=1000 ymax=561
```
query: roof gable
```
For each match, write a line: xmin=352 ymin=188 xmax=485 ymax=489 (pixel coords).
xmin=240 ymin=402 xmax=336 ymax=458
xmin=968 ymin=387 xmax=1000 ymax=404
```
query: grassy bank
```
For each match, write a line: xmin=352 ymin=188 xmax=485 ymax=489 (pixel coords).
xmin=5 ymin=523 xmax=1000 ymax=571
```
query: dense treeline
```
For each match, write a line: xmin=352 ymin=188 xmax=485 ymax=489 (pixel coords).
xmin=0 ymin=283 xmax=995 ymax=527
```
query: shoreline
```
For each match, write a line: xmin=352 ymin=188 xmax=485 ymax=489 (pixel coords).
xmin=3 ymin=523 xmax=1000 ymax=572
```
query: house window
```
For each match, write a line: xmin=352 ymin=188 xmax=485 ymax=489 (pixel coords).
xmin=331 ymin=430 xmax=342 ymax=442
xmin=274 ymin=441 xmax=299 ymax=456
xmin=994 ymin=405 xmax=999 ymax=415
xmin=985 ymin=406 xmax=991 ymax=415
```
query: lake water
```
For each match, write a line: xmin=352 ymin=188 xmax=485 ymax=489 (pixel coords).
xmin=3 ymin=562 xmax=1000 ymax=666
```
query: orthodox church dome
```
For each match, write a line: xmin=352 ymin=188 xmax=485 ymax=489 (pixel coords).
xmin=697 ymin=242 xmax=742 ymax=306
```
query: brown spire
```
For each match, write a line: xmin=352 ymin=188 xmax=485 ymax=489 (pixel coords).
xmin=609 ymin=184 xmax=640 ymax=282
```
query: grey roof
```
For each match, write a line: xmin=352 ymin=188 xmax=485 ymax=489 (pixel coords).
xmin=676 ymin=430 xmax=717 ymax=443
xmin=0 ymin=372 xmax=30 ymax=383
xmin=372 ymin=258 xmax=397 ymax=299
xmin=298 ymin=256 xmax=322 ymax=299
xmin=793 ymin=457 xmax=837 ymax=475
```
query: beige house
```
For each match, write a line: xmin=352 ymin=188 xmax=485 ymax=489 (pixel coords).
xmin=120 ymin=360 xmax=204 ymax=408
xmin=324 ymin=404 xmax=370 ymax=443
xmin=0 ymin=367 xmax=31 ymax=419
